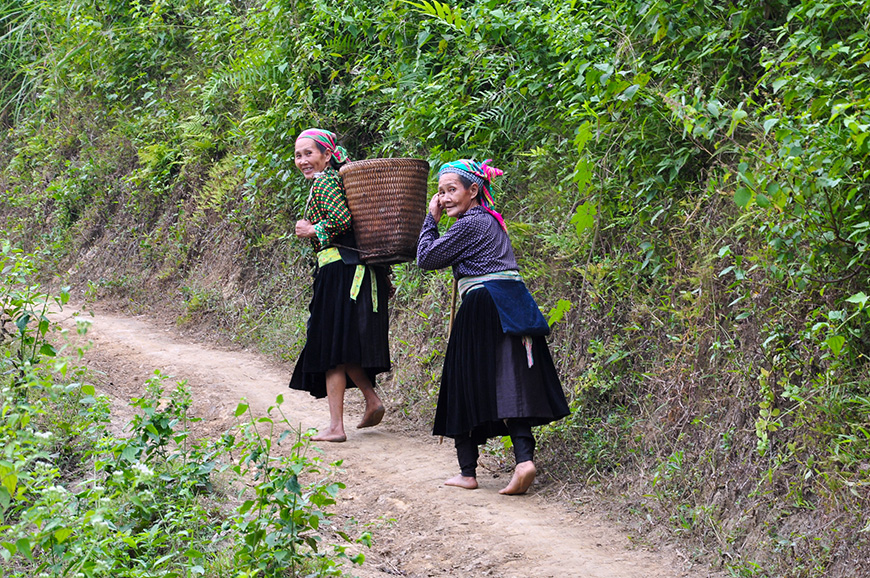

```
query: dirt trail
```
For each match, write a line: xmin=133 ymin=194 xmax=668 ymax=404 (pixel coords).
xmin=59 ymin=306 xmax=719 ymax=578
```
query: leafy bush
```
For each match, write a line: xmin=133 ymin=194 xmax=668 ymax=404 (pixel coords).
xmin=0 ymin=244 xmax=369 ymax=577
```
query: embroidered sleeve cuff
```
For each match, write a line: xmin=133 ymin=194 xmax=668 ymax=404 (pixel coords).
xmin=314 ymin=222 xmax=330 ymax=246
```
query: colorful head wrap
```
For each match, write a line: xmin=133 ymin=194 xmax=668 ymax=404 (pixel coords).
xmin=296 ymin=128 xmax=350 ymax=164
xmin=437 ymin=159 xmax=506 ymax=229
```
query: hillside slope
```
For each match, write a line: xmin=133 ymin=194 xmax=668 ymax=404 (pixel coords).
xmin=1 ymin=1 xmax=868 ymax=575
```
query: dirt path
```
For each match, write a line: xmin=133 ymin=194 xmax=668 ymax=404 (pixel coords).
xmin=59 ymin=305 xmax=719 ymax=578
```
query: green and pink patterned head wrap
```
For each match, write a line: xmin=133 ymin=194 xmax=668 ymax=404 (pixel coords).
xmin=438 ymin=159 xmax=506 ymax=229
xmin=296 ymin=128 xmax=350 ymax=164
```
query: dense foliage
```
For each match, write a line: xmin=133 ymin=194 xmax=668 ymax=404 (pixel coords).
xmin=0 ymin=246 xmax=369 ymax=576
xmin=1 ymin=0 xmax=869 ymax=576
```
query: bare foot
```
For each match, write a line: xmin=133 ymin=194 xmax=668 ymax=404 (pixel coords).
xmin=311 ymin=427 xmax=347 ymax=443
xmin=499 ymin=461 xmax=536 ymax=495
xmin=444 ymin=474 xmax=478 ymax=489
xmin=356 ymin=404 xmax=385 ymax=429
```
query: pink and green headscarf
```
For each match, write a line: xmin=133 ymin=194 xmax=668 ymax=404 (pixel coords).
xmin=296 ymin=128 xmax=350 ymax=164
xmin=437 ymin=159 xmax=506 ymax=229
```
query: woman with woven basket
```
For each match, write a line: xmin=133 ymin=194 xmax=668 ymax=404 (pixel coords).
xmin=288 ymin=128 xmax=390 ymax=442
xmin=417 ymin=159 xmax=570 ymax=494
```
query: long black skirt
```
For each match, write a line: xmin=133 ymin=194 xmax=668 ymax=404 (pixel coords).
xmin=432 ymin=286 xmax=570 ymax=440
xmin=289 ymin=260 xmax=391 ymax=399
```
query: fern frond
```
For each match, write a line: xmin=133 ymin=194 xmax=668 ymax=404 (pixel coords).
xmin=400 ymin=0 xmax=467 ymax=31
xmin=326 ymin=33 xmax=360 ymax=57
xmin=195 ymin=155 xmax=241 ymax=217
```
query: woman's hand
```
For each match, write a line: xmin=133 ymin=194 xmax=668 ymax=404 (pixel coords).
xmin=295 ymin=219 xmax=316 ymax=238
xmin=428 ymin=194 xmax=443 ymax=222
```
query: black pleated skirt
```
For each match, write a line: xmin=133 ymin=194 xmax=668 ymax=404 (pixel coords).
xmin=289 ymin=260 xmax=391 ymax=399
xmin=432 ymin=286 xmax=570 ymax=439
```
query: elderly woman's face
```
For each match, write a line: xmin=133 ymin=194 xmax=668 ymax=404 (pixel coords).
xmin=294 ymin=138 xmax=332 ymax=180
xmin=437 ymin=173 xmax=479 ymax=219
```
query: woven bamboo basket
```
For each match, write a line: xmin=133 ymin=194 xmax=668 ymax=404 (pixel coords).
xmin=340 ymin=158 xmax=430 ymax=265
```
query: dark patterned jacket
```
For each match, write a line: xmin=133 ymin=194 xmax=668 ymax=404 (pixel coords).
xmin=417 ymin=206 xmax=518 ymax=278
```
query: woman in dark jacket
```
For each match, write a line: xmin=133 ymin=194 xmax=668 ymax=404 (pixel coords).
xmin=417 ymin=159 xmax=569 ymax=494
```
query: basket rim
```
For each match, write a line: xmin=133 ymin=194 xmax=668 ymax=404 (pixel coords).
xmin=340 ymin=157 xmax=431 ymax=172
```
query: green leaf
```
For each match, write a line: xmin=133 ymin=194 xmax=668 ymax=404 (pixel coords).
xmin=572 ymin=158 xmax=592 ymax=192
xmin=417 ymin=29 xmax=432 ymax=48
xmin=653 ymin=22 xmax=667 ymax=43
xmin=570 ymin=201 xmax=597 ymax=237
xmin=771 ymin=77 xmax=789 ymax=93
xmin=15 ymin=538 xmax=32 ymax=560
xmin=728 ymin=108 xmax=748 ymax=137
xmin=547 ymin=299 xmax=572 ymax=326
xmin=121 ymin=444 xmax=138 ymax=463
xmin=81 ymin=384 xmax=96 ymax=396
xmin=734 ymin=187 xmax=752 ymax=208
xmin=826 ymin=335 xmax=846 ymax=356
xmin=756 ymin=194 xmax=771 ymax=208
xmin=0 ymin=465 xmax=17 ymax=497
xmin=763 ymin=118 xmax=778 ymax=134
xmin=235 ymin=403 xmax=249 ymax=417
xmin=619 ymin=83 xmax=640 ymax=101
xmin=239 ymin=500 xmax=256 ymax=515
xmin=15 ymin=313 xmax=30 ymax=335
xmin=706 ymin=101 xmax=720 ymax=117
xmin=154 ymin=553 xmax=174 ymax=566
xmin=39 ymin=343 xmax=57 ymax=357
xmin=54 ymin=528 xmax=73 ymax=544
xmin=574 ymin=122 xmax=592 ymax=154
xmin=846 ymin=292 xmax=868 ymax=308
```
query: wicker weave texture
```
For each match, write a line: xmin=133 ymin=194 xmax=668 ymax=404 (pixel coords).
xmin=340 ymin=158 xmax=430 ymax=265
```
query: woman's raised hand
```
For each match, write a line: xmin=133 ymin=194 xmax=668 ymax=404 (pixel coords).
xmin=428 ymin=194 xmax=443 ymax=222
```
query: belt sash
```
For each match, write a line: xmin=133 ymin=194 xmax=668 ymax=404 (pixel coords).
xmin=317 ymin=247 xmax=379 ymax=313
xmin=456 ymin=270 xmax=523 ymax=298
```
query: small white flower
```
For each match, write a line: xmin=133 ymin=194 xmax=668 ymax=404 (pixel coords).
xmin=131 ymin=462 xmax=154 ymax=477
xmin=43 ymin=485 xmax=68 ymax=500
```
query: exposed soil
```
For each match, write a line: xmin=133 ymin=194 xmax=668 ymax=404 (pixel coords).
xmin=57 ymin=304 xmax=724 ymax=578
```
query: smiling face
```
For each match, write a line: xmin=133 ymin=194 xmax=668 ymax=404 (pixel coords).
xmin=437 ymin=173 xmax=480 ymax=218
xmin=294 ymin=138 xmax=332 ymax=180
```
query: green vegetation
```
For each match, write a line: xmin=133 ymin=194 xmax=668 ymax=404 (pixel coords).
xmin=0 ymin=246 xmax=369 ymax=576
xmin=1 ymin=0 xmax=868 ymax=575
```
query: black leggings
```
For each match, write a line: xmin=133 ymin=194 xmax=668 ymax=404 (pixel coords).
xmin=454 ymin=420 xmax=535 ymax=478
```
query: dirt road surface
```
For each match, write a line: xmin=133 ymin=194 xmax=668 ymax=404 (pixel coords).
xmin=58 ymin=305 xmax=720 ymax=578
